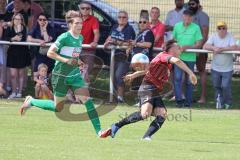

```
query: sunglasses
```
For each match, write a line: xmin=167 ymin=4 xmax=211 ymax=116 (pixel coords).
xmin=217 ymin=27 xmax=226 ymax=30
xmin=14 ymin=18 xmax=22 ymax=21
xmin=80 ymin=7 xmax=91 ymax=10
xmin=188 ymin=2 xmax=196 ymax=6
xmin=38 ymin=18 xmax=47 ymax=21
xmin=118 ymin=16 xmax=127 ymax=19
xmin=139 ymin=21 xmax=147 ymax=24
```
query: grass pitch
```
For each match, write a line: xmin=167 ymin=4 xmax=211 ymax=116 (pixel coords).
xmin=0 ymin=100 xmax=240 ymax=160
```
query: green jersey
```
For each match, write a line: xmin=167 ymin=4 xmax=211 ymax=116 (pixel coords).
xmin=173 ymin=22 xmax=202 ymax=62
xmin=52 ymin=31 xmax=83 ymax=76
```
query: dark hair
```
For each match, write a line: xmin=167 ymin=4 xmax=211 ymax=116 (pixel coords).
xmin=38 ymin=13 xmax=48 ymax=19
xmin=189 ymin=0 xmax=200 ymax=4
xmin=79 ymin=1 xmax=92 ymax=7
xmin=165 ymin=39 xmax=177 ymax=52
xmin=21 ymin=0 xmax=31 ymax=4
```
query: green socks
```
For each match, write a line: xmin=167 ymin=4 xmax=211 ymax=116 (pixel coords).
xmin=30 ymin=99 xmax=56 ymax=112
xmin=84 ymin=98 xmax=101 ymax=134
xmin=29 ymin=98 xmax=101 ymax=134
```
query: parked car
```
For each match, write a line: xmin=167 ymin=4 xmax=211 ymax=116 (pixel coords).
xmin=6 ymin=0 xmax=138 ymax=65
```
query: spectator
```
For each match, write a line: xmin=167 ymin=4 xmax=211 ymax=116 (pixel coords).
xmin=165 ymin=0 xmax=186 ymax=41
xmin=22 ymin=0 xmax=44 ymax=30
xmin=0 ymin=0 xmax=7 ymax=96
xmin=203 ymin=22 xmax=236 ymax=109
xmin=34 ymin=63 xmax=53 ymax=99
xmin=173 ymin=9 xmax=202 ymax=107
xmin=149 ymin=6 xmax=165 ymax=48
xmin=79 ymin=1 xmax=99 ymax=83
xmin=3 ymin=0 xmax=29 ymax=27
xmin=104 ymin=10 xmax=135 ymax=103
xmin=27 ymin=13 xmax=55 ymax=75
xmin=5 ymin=13 xmax=30 ymax=99
xmin=188 ymin=0 xmax=209 ymax=104
xmin=130 ymin=16 xmax=154 ymax=60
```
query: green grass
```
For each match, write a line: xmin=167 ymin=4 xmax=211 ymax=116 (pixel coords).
xmin=0 ymin=100 xmax=240 ymax=160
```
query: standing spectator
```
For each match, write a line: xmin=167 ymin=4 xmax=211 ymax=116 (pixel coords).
xmin=165 ymin=0 xmax=185 ymax=41
xmin=79 ymin=1 xmax=99 ymax=83
xmin=4 ymin=0 xmax=29 ymax=27
xmin=130 ymin=16 xmax=154 ymax=60
xmin=27 ymin=13 xmax=55 ymax=75
xmin=203 ymin=22 xmax=236 ymax=109
xmin=104 ymin=10 xmax=135 ymax=103
xmin=0 ymin=0 xmax=7 ymax=96
xmin=173 ymin=9 xmax=202 ymax=107
xmin=22 ymin=0 xmax=44 ymax=30
xmin=149 ymin=7 xmax=165 ymax=48
xmin=188 ymin=0 xmax=209 ymax=104
xmin=5 ymin=13 xmax=30 ymax=99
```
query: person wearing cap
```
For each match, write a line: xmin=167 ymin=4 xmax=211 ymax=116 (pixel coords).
xmin=203 ymin=22 xmax=237 ymax=109
xmin=172 ymin=9 xmax=202 ymax=107
xmin=188 ymin=0 xmax=209 ymax=104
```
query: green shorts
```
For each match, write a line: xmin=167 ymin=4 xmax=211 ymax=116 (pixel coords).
xmin=51 ymin=68 xmax=86 ymax=97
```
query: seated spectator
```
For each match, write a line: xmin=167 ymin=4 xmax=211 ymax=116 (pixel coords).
xmin=34 ymin=63 xmax=53 ymax=99
xmin=5 ymin=13 xmax=30 ymax=99
xmin=27 ymin=13 xmax=55 ymax=75
xmin=129 ymin=16 xmax=154 ymax=60
xmin=203 ymin=22 xmax=237 ymax=109
xmin=104 ymin=10 xmax=136 ymax=103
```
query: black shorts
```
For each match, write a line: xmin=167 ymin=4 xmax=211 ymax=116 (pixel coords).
xmin=138 ymin=82 xmax=165 ymax=109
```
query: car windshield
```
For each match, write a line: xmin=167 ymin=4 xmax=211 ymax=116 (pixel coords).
xmin=90 ymin=1 xmax=119 ymax=21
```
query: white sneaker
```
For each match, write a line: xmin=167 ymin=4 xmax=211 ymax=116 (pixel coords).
xmin=8 ymin=92 xmax=17 ymax=99
xmin=19 ymin=96 xmax=33 ymax=116
xmin=16 ymin=93 xmax=22 ymax=98
xmin=141 ymin=136 xmax=152 ymax=141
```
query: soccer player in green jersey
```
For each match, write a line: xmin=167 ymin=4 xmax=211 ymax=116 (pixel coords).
xmin=19 ymin=11 xmax=111 ymax=138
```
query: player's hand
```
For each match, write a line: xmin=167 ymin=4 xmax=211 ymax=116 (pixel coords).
xmin=123 ymin=74 xmax=134 ymax=85
xmin=78 ymin=59 xmax=84 ymax=68
xmin=189 ymin=73 xmax=197 ymax=85
xmin=90 ymin=42 xmax=98 ymax=48
xmin=66 ymin=58 xmax=78 ymax=66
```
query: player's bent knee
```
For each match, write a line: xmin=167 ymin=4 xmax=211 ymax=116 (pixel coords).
xmin=155 ymin=108 xmax=167 ymax=119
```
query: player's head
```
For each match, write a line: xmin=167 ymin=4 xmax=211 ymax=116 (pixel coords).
xmin=65 ymin=10 xmax=82 ymax=33
xmin=164 ymin=39 xmax=181 ymax=57
xmin=38 ymin=63 xmax=48 ymax=77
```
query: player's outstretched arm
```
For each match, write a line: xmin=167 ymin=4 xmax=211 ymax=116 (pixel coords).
xmin=124 ymin=70 xmax=147 ymax=85
xmin=169 ymin=57 xmax=197 ymax=85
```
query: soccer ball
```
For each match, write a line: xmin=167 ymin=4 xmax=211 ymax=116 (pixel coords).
xmin=131 ymin=53 xmax=150 ymax=71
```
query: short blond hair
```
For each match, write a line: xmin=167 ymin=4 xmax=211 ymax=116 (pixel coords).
xmin=38 ymin=63 xmax=48 ymax=71
xmin=65 ymin=10 xmax=81 ymax=24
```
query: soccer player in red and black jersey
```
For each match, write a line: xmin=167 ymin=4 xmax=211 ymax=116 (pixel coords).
xmin=108 ymin=39 xmax=197 ymax=140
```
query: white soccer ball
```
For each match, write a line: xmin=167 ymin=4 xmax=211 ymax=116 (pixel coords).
xmin=131 ymin=53 xmax=149 ymax=71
